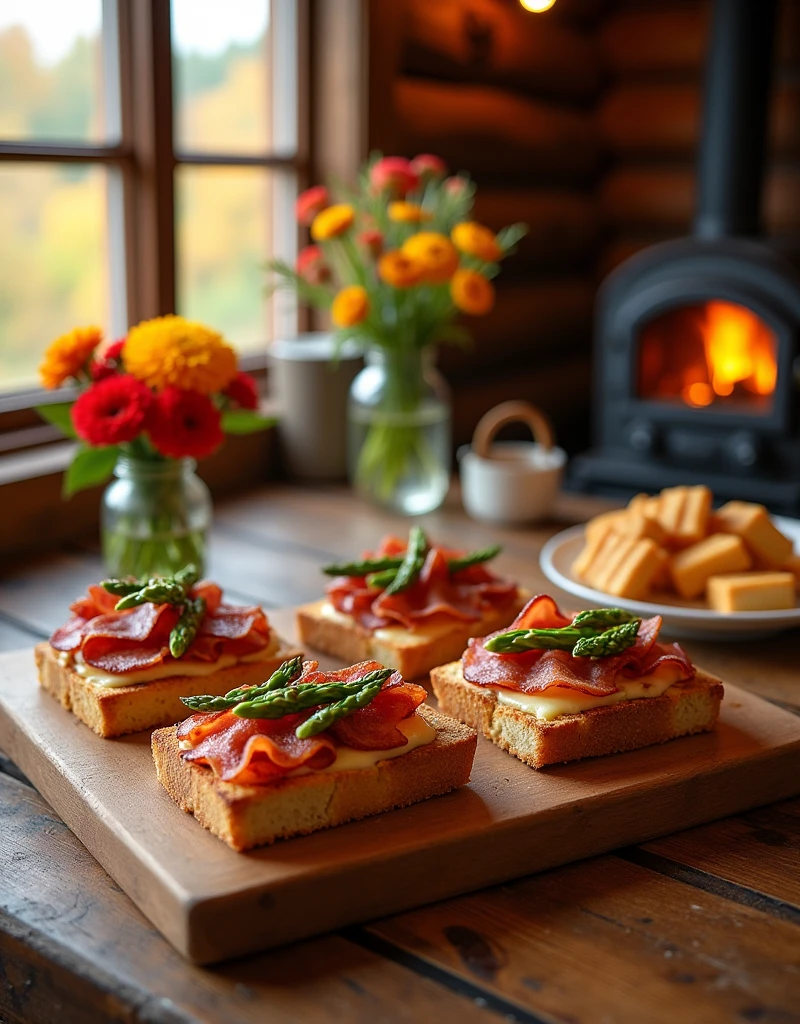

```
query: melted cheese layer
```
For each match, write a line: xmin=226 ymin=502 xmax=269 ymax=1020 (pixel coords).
xmin=60 ymin=633 xmax=279 ymax=688
xmin=494 ymin=662 xmax=688 ymax=721
xmin=178 ymin=712 xmax=436 ymax=776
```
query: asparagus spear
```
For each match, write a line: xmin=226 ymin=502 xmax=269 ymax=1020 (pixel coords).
xmin=181 ymin=656 xmax=304 ymax=712
xmin=112 ymin=563 xmax=200 ymax=610
xmin=571 ymin=608 xmax=639 ymax=630
xmin=572 ymin=620 xmax=640 ymax=658
xmin=295 ymin=672 xmax=390 ymax=738
xmin=447 ymin=544 xmax=502 ymax=574
xmin=322 ymin=555 xmax=404 ymax=577
xmin=485 ymin=609 xmax=642 ymax=659
xmin=169 ymin=597 xmax=206 ymax=659
xmin=232 ymin=669 xmax=394 ymax=721
xmin=383 ymin=526 xmax=429 ymax=596
xmin=100 ymin=576 xmax=145 ymax=597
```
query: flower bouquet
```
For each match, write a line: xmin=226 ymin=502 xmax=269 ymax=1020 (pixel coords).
xmin=37 ymin=316 xmax=273 ymax=577
xmin=265 ymin=153 xmax=526 ymax=515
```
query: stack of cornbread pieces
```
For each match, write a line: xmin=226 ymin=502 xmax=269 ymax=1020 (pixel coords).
xmin=574 ymin=486 xmax=799 ymax=611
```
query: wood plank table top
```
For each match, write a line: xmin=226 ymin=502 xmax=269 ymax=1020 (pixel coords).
xmin=0 ymin=483 xmax=798 ymax=1024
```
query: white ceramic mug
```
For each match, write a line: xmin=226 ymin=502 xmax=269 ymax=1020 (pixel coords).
xmin=459 ymin=401 xmax=566 ymax=525
xmin=268 ymin=333 xmax=363 ymax=480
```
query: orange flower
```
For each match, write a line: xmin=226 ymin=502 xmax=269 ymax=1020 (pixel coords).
xmin=451 ymin=269 xmax=495 ymax=316
xmin=451 ymin=222 xmax=503 ymax=263
xmin=401 ymin=232 xmax=460 ymax=284
xmin=39 ymin=325 xmax=103 ymax=389
xmin=388 ymin=201 xmax=430 ymax=224
xmin=331 ymin=286 xmax=370 ymax=328
xmin=378 ymin=250 xmax=423 ymax=288
xmin=311 ymin=203 xmax=356 ymax=241
xmin=124 ymin=315 xmax=237 ymax=394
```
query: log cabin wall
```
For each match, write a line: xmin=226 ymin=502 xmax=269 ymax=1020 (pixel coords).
xmin=365 ymin=0 xmax=799 ymax=455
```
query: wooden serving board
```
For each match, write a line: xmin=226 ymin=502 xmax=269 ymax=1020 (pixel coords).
xmin=1 ymin=611 xmax=799 ymax=965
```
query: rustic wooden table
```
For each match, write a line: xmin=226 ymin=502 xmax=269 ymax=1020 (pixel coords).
xmin=0 ymin=484 xmax=798 ymax=1024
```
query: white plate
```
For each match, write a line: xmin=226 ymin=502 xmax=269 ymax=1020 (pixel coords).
xmin=540 ymin=516 xmax=800 ymax=641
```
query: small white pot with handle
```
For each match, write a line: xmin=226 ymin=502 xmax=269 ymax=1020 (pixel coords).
xmin=459 ymin=401 xmax=567 ymax=525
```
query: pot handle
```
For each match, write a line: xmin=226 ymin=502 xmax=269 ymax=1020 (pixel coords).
xmin=472 ymin=401 xmax=555 ymax=459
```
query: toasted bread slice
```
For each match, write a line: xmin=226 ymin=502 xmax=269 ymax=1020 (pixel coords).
xmin=296 ymin=592 xmax=530 ymax=682
xmin=430 ymin=660 xmax=723 ymax=769
xmin=152 ymin=705 xmax=477 ymax=851
xmin=35 ymin=639 xmax=303 ymax=738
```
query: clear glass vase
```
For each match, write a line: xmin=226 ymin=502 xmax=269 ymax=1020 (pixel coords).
xmin=348 ymin=346 xmax=451 ymax=515
xmin=101 ymin=456 xmax=212 ymax=578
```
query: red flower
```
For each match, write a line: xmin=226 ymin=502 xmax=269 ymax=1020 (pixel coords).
xmin=90 ymin=338 xmax=126 ymax=381
xmin=147 ymin=387 xmax=223 ymax=459
xmin=295 ymin=185 xmax=330 ymax=226
xmin=71 ymin=374 xmax=153 ymax=445
xmin=369 ymin=157 xmax=419 ymax=197
xmin=223 ymin=371 xmax=259 ymax=411
xmin=444 ymin=175 xmax=469 ymax=196
xmin=296 ymin=244 xmax=331 ymax=285
xmin=409 ymin=154 xmax=447 ymax=181
xmin=358 ymin=229 xmax=384 ymax=258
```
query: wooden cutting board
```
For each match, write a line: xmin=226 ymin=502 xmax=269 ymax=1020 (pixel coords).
xmin=1 ymin=613 xmax=799 ymax=965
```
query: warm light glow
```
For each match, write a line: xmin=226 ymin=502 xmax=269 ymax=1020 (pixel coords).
xmin=702 ymin=300 xmax=777 ymax=398
xmin=683 ymin=382 xmax=714 ymax=407
xmin=519 ymin=0 xmax=556 ymax=12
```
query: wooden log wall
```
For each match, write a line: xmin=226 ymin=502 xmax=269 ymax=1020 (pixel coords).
xmin=598 ymin=0 xmax=800 ymax=273
xmin=368 ymin=0 xmax=605 ymax=453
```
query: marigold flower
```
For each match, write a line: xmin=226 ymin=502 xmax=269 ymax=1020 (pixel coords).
xmin=223 ymin=371 xmax=259 ymax=411
xmin=358 ymin=229 xmax=384 ymax=258
xmin=90 ymin=338 xmax=126 ymax=381
xmin=409 ymin=154 xmax=447 ymax=180
xmin=369 ymin=156 xmax=419 ymax=197
xmin=388 ymin=201 xmax=431 ymax=224
xmin=71 ymin=374 xmax=153 ymax=446
xmin=124 ymin=315 xmax=237 ymax=395
xmin=401 ymin=232 xmax=460 ymax=284
xmin=296 ymin=244 xmax=331 ymax=285
xmin=295 ymin=185 xmax=330 ymax=226
xmin=311 ymin=203 xmax=356 ymax=241
xmin=146 ymin=387 xmax=224 ymax=459
xmin=451 ymin=269 xmax=495 ymax=316
xmin=452 ymin=222 xmax=503 ymax=263
xmin=378 ymin=251 xmax=423 ymax=288
xmin=331 ymin=286 xmax=370 ymax=328
xmin=39 ymin=325 xmax=103 ymax=389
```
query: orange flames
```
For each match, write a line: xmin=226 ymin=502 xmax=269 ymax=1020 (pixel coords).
xmin=639 ymin=300 xmax=777 ymax=410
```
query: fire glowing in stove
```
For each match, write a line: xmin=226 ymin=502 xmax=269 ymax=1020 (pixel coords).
xmin=638 ymin=300 xmax=778 ymax=412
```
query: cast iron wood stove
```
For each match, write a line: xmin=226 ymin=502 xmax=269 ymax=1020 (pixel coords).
xmin=572 ymin=0 xmax=800 ymax=513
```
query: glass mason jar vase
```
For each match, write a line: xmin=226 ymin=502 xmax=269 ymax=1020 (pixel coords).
xmin=101 ymin=456 xmax=212 ymax=578
xmin=348 ymin=346 xmax=451 ymax=514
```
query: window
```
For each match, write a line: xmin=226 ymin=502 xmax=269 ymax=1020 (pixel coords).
xmin=0 ymin=0 xmax=304 ymax=407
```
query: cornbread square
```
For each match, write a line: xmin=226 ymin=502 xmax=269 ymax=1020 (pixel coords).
xmin=707 ymin=572 xmax=796 ymax=612
xmin=670 ymin=534 xmax=752 ymax=600
xmin=152 ymin=705 xmax=477 ymax=850
xmin=296 ymin=592 xmax=529 ymax=682
xmin=715 ymin=501 xmax=794 ymax=568
xmin=431 ymin=661 xmax=723 ymax=769
xmin=35 ymin=639 xmax=303 ymax=738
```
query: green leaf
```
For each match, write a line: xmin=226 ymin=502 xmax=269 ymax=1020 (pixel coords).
xmin=63 ymin=444 xmax=119 ymax=498
xmin=221 ymin=410 xmax=276 ymax=435
xmin=36 ymin=402 xmax=77 ymax=439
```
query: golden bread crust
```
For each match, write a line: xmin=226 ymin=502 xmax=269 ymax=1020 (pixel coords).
xmin=35 ymin=640 xmax=303 ymax=738
xmin=296 ymin=591 xmax=530 ymax=681
xmin=430 ymin=660 xmax=723 ymax=769
xmin=152 ymin=705 xmax=477 ymax=851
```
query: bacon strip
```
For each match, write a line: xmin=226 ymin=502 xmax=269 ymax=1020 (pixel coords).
xmin=48 ymin=579 xmax=271 ymax=674
xmin=463 ymin=595 xmax=695 ymax=697
xmin=177 ymin=660 xmax=428 ymax=784
xmin=328 ymin=535 xmax=518 ymax=631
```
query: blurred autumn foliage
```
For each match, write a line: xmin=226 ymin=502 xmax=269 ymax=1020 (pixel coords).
xmin=0 ymin=23 xmax=274 ymax=393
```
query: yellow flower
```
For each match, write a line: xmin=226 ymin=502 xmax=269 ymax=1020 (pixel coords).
xmin=451 ymin=222 xmax=503 ymax=263
xmin=401 ymin=232 xmax=459 ymax=284
xmin=124 ymin=315 xmax=237 ymax=394
xmin=388 ymin=201 xmax=430 ymax=224
xmin=378 ymin=250 xmax=423 ymax=288
xmin=39 ymin=325 xmax=103 ymax=389
xmin=332 ymin=286 xmax=370 ymax=328
xmin=311 ymin=203 xmax=356 ymax=241
xmin=451 ymin=269 xmax=495 ymax=316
